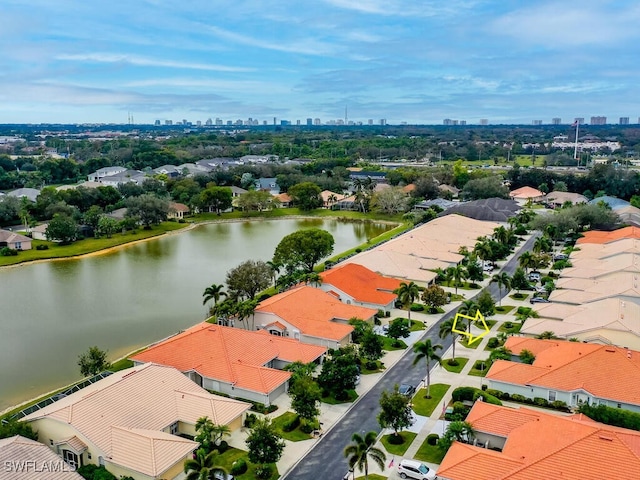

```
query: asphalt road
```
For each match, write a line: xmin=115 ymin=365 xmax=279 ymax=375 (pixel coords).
xmin=282 ymin=232 xmax=540 ymax=480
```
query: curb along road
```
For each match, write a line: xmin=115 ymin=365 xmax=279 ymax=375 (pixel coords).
xmin=281 ymin=232 xmax=541 ymax=480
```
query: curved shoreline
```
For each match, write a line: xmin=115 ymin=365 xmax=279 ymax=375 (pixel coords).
xmin=1 ymin=215 xmax=402 ymax=415
xmin=0 ymin=215 xmax=399 ymax=271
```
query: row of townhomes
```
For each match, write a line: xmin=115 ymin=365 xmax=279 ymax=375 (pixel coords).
xmin=521 ymin=226 xmax=640 ymax=349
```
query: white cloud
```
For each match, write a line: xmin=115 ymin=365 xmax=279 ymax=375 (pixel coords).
xmin=56 ymin=53 xmax=253 ymax=73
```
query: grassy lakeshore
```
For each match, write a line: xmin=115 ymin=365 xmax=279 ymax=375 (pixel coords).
xmin=1 ymin=208 xmax=404 ymax=268
xmin=0 ymin=222 xmax=188 ymax=267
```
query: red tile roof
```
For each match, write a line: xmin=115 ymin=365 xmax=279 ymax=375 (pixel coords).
xmin=577 ymin=226 xmax=640 ymax=244
xmin=319 ymin=263 xmax=401 ymax=306
xmin=487 ymin=338 xmax=640 ymax=406
xmin=509 ymin=186 xmax=544 ymax=199
xmin=256 ymin=286 xmax=377 ymax=341
xmin=131 ymin=323 xmax=326 ymax=394
xmin=438 ymin=402 xmax=640 ymax=480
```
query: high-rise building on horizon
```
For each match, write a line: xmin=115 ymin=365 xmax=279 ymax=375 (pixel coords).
xmin=620 ymin=117 xmax=629 ymax=125
xmin=590 ymin=116 xmax=606 ymax=125
xmin=552 ymin=117 xmax=561 ymax=125
xmin=379 ymin=119 xmax=386 ymax=126
xmin=459 ymin=120 xmax=467 ymax=126
xmin=314 ymin=118 xmax=321 ymax=126
xmin=532 ymin=120 xmax=542 ymax=126
xmin=306 ymin=118 xmax=313 ymax=126
xmin=480 ymin=119 xmax=489 ymax=125
xmin=154 ymin=120 xmax=161 ymax=126
xmin=205 ymin=118 xmax=213 ymax=126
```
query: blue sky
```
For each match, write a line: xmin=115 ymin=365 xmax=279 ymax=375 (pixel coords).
xmin=1 ymin=0 xmax=639 ymax=125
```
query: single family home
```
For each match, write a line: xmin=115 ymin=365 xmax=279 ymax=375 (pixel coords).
xmin=131 ymin=323 xmax=326 ymax=405
xmin=24 ymin=363 xmax=250 ymax=480
xmin=0 ymin=229 xmax=32 ymax=250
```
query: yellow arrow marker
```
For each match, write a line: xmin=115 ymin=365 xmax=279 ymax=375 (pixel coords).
xmin=452 ymin=310 xmax=490 ymax=345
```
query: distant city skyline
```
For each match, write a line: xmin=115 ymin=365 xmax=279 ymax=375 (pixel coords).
xmin=2 ymin=1 xmax=640 ymax=124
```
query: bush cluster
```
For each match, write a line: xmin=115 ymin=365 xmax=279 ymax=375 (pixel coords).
xmin=578 ymin=404 xmax=640 ymax=431
xmin=244 ymin=413 xmax=258 ymax=428
xmin=487 ymin=337 xmax=501 ymax=349
xmin=410 ymin=304 xmax=425 ymax=312
xmin=35 ymin=244 xmax=49 ymax=250
xmin=426 ymin=433 xmax=439 ymax=446
xmin=485 ymin=389 xmax=570 ymax=412
xmin=231 ymin=459 xmax=248 ymax=476
xmin=282 ymin=415 xmax=300 ymax=432
xmin=0 ymin=247 xmax=18 ymax=256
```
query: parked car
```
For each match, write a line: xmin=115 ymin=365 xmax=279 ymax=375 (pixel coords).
xmin=530 ymin=296 xmax=551 ymax=304
xmin=553 ymin=253 xmax=568 ymax=261
xmin=397 ymin=459 xmax=436 ymax=480
xmin=214 ymin=473 xmax=234 ymax=480
xmin=528 ymin=272 xmax=541 ymax=282
xmin=398 ymin=384 xmax=416 ymax=397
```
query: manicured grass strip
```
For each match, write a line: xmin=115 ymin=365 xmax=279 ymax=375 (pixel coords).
xmin=380 ymin=431 xmax=418 ymax=456
xmin=495 ymin=305 xmax=515 ymax=314
xmin=459 ymin=337 xmax=481 ymax=349
xmin=361 ymin=360 xmax=385 ymax=374
xmin=270 ymin=412 xmax=312 ymax=442
xmin=110 ymin=358 xmax=134 ymax=372
xmin=498 ymin=321 xmax=522 ymax=334
xmin=410 ymin=320 xmax=426 ymax=331
xmin=441 ymin=357 xmax=469 ymax=374
xmin=509 ymin=293 xmax=529 ymax=300
xmin=355 ymin=475 xmax=386 ymax=480
xmin=0 ymin=222 xmax=188 ymax=267
xmin=414 ymin=439 xmax=446 ymax=464
xmin=322 ymin=389 xmax=358 ymax=405
xmin=411 ymin=384 xmax=450 ymax=417
xmin=468 ymin=359 xmax=492 ymax=377
xmin=450 ymin=293 xmax=465 ymax=301
xmin=381 ymin=336 xmax=408 ymax=351
xmin=217 ymin=447 xmax=279 ymax=480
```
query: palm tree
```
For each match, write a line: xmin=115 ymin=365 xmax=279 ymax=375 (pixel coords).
xmin=458 ymin=300 xmax=479 ymax=334
xmin=473 ymin=240 xmax=493 ymax=266
xmin=202 ymin=283 xmax=227 ymax=306
xmin=533 ymin=236 xmax=551 ymax=254
xmin=447 ymin=264 xmax=468 ymax=295
xmin=328 ymin=193 xmax=338 ymax=207
xmin=343 ymin=431 xmax=386 ymax=480
xmin=266 ymin=260 xmax=281 ymax=288
xmin=412 ymin=339 xmax=443 ymax=398
xmin=184 ymin=449 xmax=229 ymax=480
xmin=493 ymin=226 xmax=509 ymax=246
xmin=439 ymin=318 xmax=457 ymax=361
xmin=536 ymin=331 xmax=556 ymax=339
xmin=518 ymin=251 xmax=534 ymax=273
xmin=491 ymin=272 xmax=511 ymax=307
xmin=394 ymin=281 xmax=421 ymax=322
xmin=236 ymin=299 xmax=258 ymax=330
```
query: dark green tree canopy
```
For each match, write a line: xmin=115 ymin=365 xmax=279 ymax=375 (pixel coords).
xmin=245 ymin=418 xmax=285 ymax=467
xmin=45 ymin=213 xmax=78 ymax=244
xmin=272 ymin=228 xmax=334 ymax=273
xmin=78 ymin=346 xmax=110 ymax=377
xmin=125 ymin=193 xmax=169 ymax=228
xmin=225 ymin=260 xmax=272 ymax=300
xmin=198 ymin=186 xmax=233 ymax=214
xmin=377 ymin=386 xmax=414 ymax=435
xmin=288 ymin=182 xmax=322 ymax=210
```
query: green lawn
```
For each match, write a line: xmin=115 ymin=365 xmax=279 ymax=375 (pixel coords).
xmin=381 ymin=336 xmax=408 ymax=351
xmin=449 ymin=293 xmax=465 ymax=301
xmin=270 ymin=412 xmax=312 ymax=442
xmin=110 ymin=358 xmax=134 ymax=372
xmin=509 ymin=293 xmax=529 ymax=301
xmin=380 ymin=431 xmax=417 ymax=456
xmin=495 ymin=305 xmax=515 ymax=314
xmin=459 ymin=337 xmax=481 ymax=349
xmin=425 ymin=307 xmax=445 ymax=314
xmin=468 ymin=359 xmax=492 ymax=377
xmin=441 ymin=357 xmax=469 ymax=374
xmin=498 ymin=321 xmax=522 ymax=334
xmin=361 ymin=360 xmax=385 ymax=374
xmin=411 ymin=384 xmax=450 ymax=417
xmin=414 ymin=439 xmax=446 ymax=464
xmin=217 ymin=447 xmax=279 ymax=480
xmin=322 ymin=389 xmax=358 ymax=404
xmin=355 ymin=475 xmax=386 ymax=480
xmin=0 ymin=222 xmax=187 ymax=267
xmin=410 ymin=320 xmax=426 ymax=331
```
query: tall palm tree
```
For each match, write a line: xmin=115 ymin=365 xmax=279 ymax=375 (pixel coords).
xmin=438 ymin=318 xmax=458 ymax=361
xmin=473 ymin=240 xmax=493 ymax=266
xmin=202 ymin=283 xmax=227 ymax=306
xmin=518 ymin=251 xmax=534 ymax=273
xmin=458 ymin=300 xmax=479 ymax=334
xmin=493 ymin=226 xmax=509 ymax=246
xmin=236 ymin=299 xmax=258 ymax=330
xmin=533 ymin=236 xmax=551 ymax=254
xmin=447 ymin=264 xmax=468 ymax=295
xmin=412 ymin=339 xmax=443 ymax=399
xmin=343 ymin=431 xmax=386 ymax=480
xmin=184 ymin=449 xmax=229 ymax=480
xmin=394 ymin=281 xmax=421 ymax=322
xmin=491 ymin=272 xmax=511 ymax=307
xmin=266 ymin=260 xmax=281 ymax=288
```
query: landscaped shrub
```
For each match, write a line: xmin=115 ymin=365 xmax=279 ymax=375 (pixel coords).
xmin=533 ymin=397 xmax=549 ymax=407
xmin=388 ymin=433 xmax=404 ymax=444
xmin=217 ymin=440 xmax=229 ymax=453
xmin=299 ymin=419 xmax=318 ymax=434
xmin=410 ymin=304 xmax=425 ymax=312
xmin=282 ymin=415 xmax=300 ymax=432
xmin=365 ymin=360 xmax=378 ymax=370
xmin=514 ymin=225 xmax=527 ymax=235
xmin=255 ymin=464 xmax=273 ymax=479
xmin=451 ymin=386 xmax=476 ymax=402
xmin=504 ymin=321 xmax=513 ymax=329
xmin=231 ymin=458 xmax=248 ymax=476
xmin=540 ymin=276 xmax=553 ymax=285
xmin=452 ymin=401 xmax=468 ymax=417
xmin=447 ymin=358 xmax=459 ymax=366
xmin=76 ymin=465 xmax=117 ymax=480
xmin=552 ymin=400 xmax=569 ymax=411
xmin=473 ymin=391 xmax=502 ymax=405
xmin=426 ymin=433 xmax=439 ymax=445
xmin=0 ymin=247 xmax=18 ymax=256
xmin=487 ymin=337 xmax=500 ymax=349
xmin=485 ymin=389 xmax=503 ymax=399
xmin=578 ymin=404 xmax=640 ymax=431
xmin=244 ymin=413 xmax=257 ymax=428
xmin=256 ymin=292 xmax=272 ymax=302
xmin=385 ymin=311 xmax=391 ymax=317
xmin=35 ymin=244 xmax=49 ymax=250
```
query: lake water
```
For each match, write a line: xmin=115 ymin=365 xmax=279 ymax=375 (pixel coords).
xmin=0 ymin=218 xmax=393 ymax=411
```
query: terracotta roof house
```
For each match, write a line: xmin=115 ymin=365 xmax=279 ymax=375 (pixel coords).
xmin=0 ymin=229 xmax=31 ymax=250
xmin=24 ymin=363 xmax=250 ymax=480
xmin=544 ymin=190 xmax=588 ymax=207
xmin=0 ymin=435 xmax=84 ymax=480
xmin=508 ymin=186 xmax=545 ymax=205
xmin=168 ymin=201 xmax=190 ymax=219
xmin=401 ymin=183 xmax=416 ymax=194
xmin=253 ymin=286 xmax=377 ymax=348
xmin=320 ymin=189 xmax=342 ymax=208
xmin=319 ymin=263 xmax=402 ymax=311
xmin=577 ymin=226 xmax=640 ymax=245
xmin=486 ymin=337 xmax=640 ymax=411
xmin=437 ymin=401 xmax=640 ymax=480
xmin=275 ymin=192 xmax=292 ymax=207
xmin=521 ymin=297 xmax=640 ymax=349
xmin=131 ymin=323 xmax=326 ymax=405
